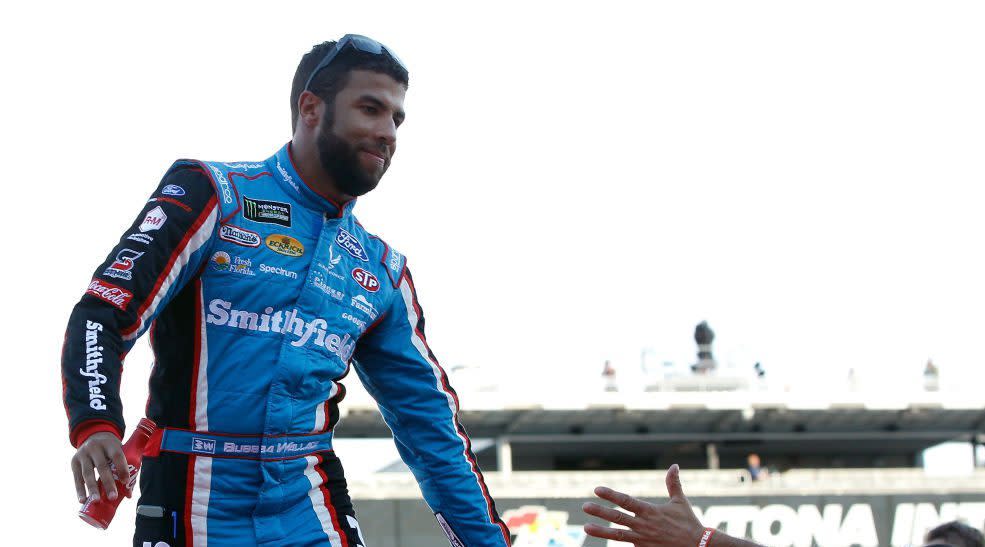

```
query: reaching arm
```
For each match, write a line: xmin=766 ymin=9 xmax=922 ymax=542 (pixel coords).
xmin=352 ymin=266 xmax=510 ymax=547
xmin=583 ymin=464 xmax=766 ymax=547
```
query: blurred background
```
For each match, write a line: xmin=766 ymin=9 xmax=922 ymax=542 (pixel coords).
xmin=2 ymin=0 xmax=983 ymax=545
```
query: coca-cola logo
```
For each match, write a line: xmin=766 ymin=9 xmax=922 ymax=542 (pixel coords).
xmin=86 ymin=279 xmax=134 ymax=311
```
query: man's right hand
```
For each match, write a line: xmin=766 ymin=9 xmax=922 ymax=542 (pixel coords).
xmin=71 ymin=432 xmax=129 ymax=503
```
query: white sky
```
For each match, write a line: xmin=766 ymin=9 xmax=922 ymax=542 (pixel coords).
xmin=2 ymin=0 xmax=984 ymax=543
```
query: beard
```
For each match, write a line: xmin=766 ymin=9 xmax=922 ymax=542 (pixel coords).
xmin=315 ymin=116 xmax=386 ymax=198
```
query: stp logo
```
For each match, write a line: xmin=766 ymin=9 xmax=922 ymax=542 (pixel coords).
xmin=351 ymin=268 xmax=380 ymax=292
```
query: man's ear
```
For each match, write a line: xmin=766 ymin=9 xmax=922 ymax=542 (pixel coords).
xmin=297 ymin=90 xmax=325 ymax=130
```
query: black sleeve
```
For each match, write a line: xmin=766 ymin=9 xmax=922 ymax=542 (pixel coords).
xmin=61 ymin=163 xmax=219 ymax=447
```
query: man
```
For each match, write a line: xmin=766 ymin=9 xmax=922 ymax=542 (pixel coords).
xmin=582 ymin=465 xmax=762 ymax=547
xmin=63 ymin=35 xmax=511 ymax=547
xmin=924 ymin=521 xmax=985 ymax=547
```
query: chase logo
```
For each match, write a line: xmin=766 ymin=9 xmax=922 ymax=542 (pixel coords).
xmin=335 ymin=229 xmax=369 ymax=261
xmin=191 ymin=437 xmax=216 ymax=454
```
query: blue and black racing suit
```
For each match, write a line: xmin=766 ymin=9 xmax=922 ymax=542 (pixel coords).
xmin=61 ymin=144 xmax=511 ymax=546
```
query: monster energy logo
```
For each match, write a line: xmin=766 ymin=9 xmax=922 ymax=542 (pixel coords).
xmin=242 ymin=196 xmax=292 ymax=227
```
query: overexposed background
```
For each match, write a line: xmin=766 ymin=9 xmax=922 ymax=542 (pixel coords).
xmin=1 ymin=0 xmax=983 ymax=543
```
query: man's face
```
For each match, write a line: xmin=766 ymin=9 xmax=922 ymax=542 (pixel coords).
xmin=316 ymin=69 xmax=407 ymax=198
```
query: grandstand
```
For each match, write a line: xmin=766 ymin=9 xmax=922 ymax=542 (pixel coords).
xmin=336 ymin=375 xmax=985 ymax=547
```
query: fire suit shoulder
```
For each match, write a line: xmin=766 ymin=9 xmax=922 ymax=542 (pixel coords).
xmin=173 ymin=159 xmax=249 ymax=223
xmin=359 ymin=226 xmax=407 ymax=289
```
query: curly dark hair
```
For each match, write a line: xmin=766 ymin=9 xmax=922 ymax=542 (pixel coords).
xmin=925 ymin=521 xmax=985 ymax=547
xmin=290 ymin=40 xmax=409 ymax=132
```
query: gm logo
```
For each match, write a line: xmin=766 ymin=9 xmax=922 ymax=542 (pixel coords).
xmin=192 ymin=437 xmax=216 ymax=454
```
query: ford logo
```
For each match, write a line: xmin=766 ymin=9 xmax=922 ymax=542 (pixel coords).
xmin=335 ymin=229 xmax=369 ymax=261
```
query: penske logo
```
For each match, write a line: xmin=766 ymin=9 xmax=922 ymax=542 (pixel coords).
xmin=266 ymin=234 xmax=304 ymax=257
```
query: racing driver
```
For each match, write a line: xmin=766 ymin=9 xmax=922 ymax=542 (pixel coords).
xmin=62 ymin=35 xmax=511 ymax=546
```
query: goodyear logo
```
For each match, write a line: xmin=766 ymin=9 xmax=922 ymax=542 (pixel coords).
xmin=265 ymin=234 xmax=304 ymax=257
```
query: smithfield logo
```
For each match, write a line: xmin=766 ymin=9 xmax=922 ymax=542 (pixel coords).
xmin=266 ymin=234 xmax=304 ymax=257
xmin=80 ymin=320 xmax=107 ymax=410
xmin=276 ymin=160 xmax=301 ymax=193
xmin=210 ymin=165 xmax=233 ymax=204
xmin=104 ymin=248 xmax=144 ymax=280
xmin=335 ymin=229 xmax=369 ymax=261
xmin=243 ymin=196 xmax=292 ymax=227
xmin=162 ymin=184 xmax=185 ymax=196
xmin=87 ymin=279 xmax=133 ymax=311
xmin=139 ymin=206 xmax=167 ymax=232
xmin=351 ymin=268 xmax=380 ymax=292
xmin=192 ymin=438 xmax=216 ymax=454
xmin=219 ymin=224 xmax=261 ymax=247
xmin=206 ymin=299 xmax=356 ymax=360
xmin=223 ymin=162 xmax=264 ymax=169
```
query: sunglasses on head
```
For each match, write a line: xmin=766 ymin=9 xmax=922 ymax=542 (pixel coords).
xmin=304 ymin=34 xmax=406 ymax=92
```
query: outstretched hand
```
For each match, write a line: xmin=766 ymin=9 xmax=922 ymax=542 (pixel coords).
xmin=582 ymin=464 xmax=704 ymax=546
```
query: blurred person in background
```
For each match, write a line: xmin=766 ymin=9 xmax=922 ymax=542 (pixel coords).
xmin=923 ymin=521 xmax=985 ymax=547
xmin=61 ymin=35 xmax=510 ymax=546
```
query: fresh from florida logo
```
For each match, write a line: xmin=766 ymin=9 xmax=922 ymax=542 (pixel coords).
xmin=211 ymin=251 xmax=254 ymax=276
xmin=266 ymin=234 xmax=304 ymax=257
xmin=335 ymin=229 xmax=369 ymax=261
xmin=502 ymin=506 xmax=587 ymax=547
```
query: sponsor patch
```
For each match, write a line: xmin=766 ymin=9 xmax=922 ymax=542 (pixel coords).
xmin=192 ymin=438 xmax=216 ymax=454
xmin=313 ymin=274 xmax=345 ymax=300
xmin=224 ymin=162 xmax=265 ymax=169
xmin=351 ymin=294 xmax=379 ymax=320
xmin=276 ymin=160 xmax=301 ymax=193
xmin=351 ymin=268 xmax=380 ymax=292
xmin=139 ymin=206 xmax=167 ymax=232
xmin=211 ymin=251 xmax=254 ymax=276
xmin=104 ymin=248 xmax=144 ymax=280
xmin=210 ymin=165 xmax=234 ymax=204
xmin=126 ymin=233 xmax=154 ymax=245
xmin=218 ymin=224 xmax=261 ymax=247
xmin=265 ymin=234 xmax=304 ymax=257
xmin=317 ymin=262 xmax=346 ymax=281
xmin=206 ymin=299 xmax=356 ymax=359
xmin=243 ymin=196 xmax=292 ymax=227
xmin=341 ymin=312 xmax=367 ymax=330
xmin=162 ymin=184 xmax=185 ymax=196
xmin=259 ymin=263 xmax=298 ymax=280
xmin=388 ymin=248 xmax=403 ymax=275
xmin=335 ymin=229 xmax=369 ymax=261
xmin=86 ymin=279 xmax=133 ymax=311
xmin=81 ymin=320 xmax=108 ymax=410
